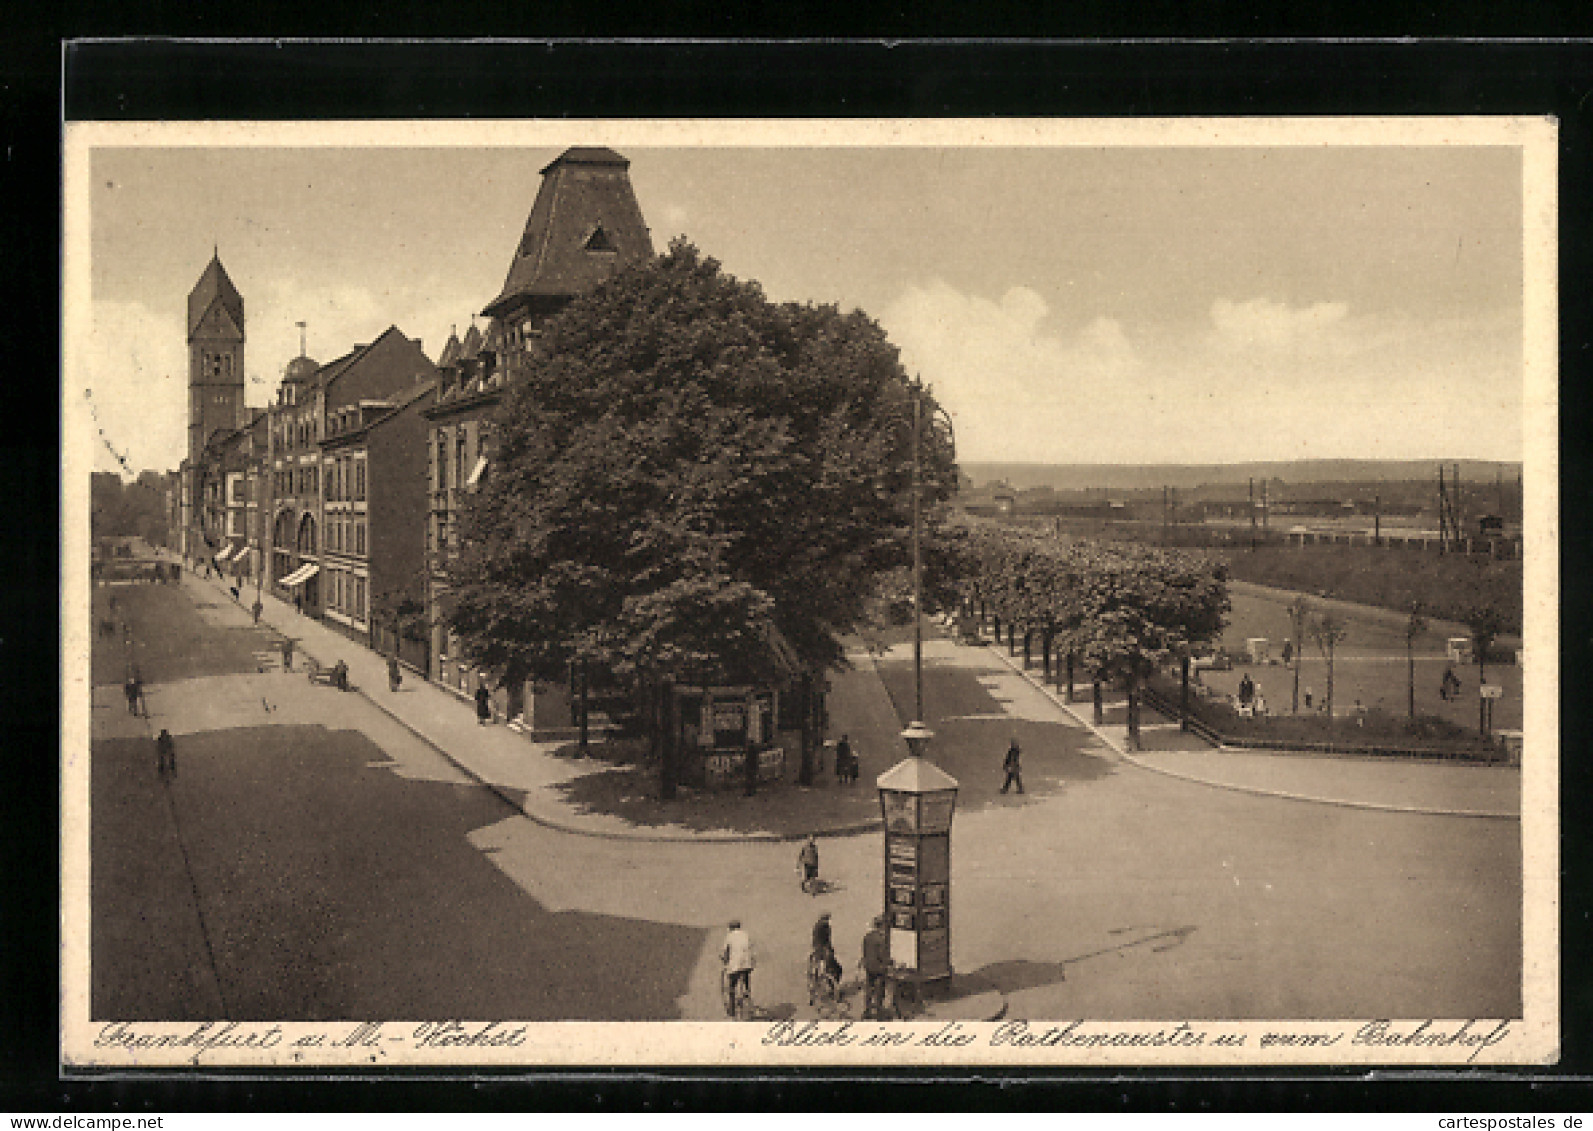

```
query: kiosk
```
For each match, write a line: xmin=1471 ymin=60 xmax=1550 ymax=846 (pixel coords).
xmin=877 ymin=722 xmax=958 ymax=986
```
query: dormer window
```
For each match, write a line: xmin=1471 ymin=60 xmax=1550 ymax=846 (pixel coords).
xmin=584 ymin=223 xmax=616 ymax=253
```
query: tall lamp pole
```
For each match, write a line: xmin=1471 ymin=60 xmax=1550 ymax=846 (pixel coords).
xmin=911 ymin=384 xmax=924 ymax=723
xmin=909 ymin=380 xmax=956 ymax=724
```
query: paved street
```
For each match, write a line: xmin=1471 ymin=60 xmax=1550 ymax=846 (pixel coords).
xmin=90 ymin=565 xmax=1522 ymax=1023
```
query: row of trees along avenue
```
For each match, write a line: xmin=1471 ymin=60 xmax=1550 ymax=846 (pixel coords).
xmin=955 ymin=522 xmax=1231 ymax=749
xmin=445 ymin=241 xmax=956 ymax=796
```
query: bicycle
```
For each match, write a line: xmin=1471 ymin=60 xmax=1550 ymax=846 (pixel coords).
xmin=807 ymin=951 xmax=844 ymax=1018
xmin=721 ymin=966 xmax=753 ymax=1020
xmin=866 ymin=963 xmax=921 ymax=1021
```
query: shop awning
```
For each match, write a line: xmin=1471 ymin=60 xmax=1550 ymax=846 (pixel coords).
xmin=280 ymin=563 xmax=320 ymax=587
xmin=466 ymin=455 xmax=489 ymax=490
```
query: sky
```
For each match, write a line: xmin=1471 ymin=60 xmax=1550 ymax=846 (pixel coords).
xmin=79 ymin=135 xmax=1529 ymax=477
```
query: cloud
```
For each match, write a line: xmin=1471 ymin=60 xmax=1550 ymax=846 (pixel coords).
xmin=1208 ymin=297 xmax=1350 ymax=352
xmin=880 ymin=280 xmax=1142 ymax=465
xmin=78 ymin=276 xmax=489 ymax=476
xmin=79 ymin=300 xmax=188 ymax=477
xmin=879 ymin=282 xmax=1520 ymax=464
xmin=661 ymin=204 xmax=690 ymax=235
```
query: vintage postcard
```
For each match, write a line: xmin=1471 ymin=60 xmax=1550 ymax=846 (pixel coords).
xmin=61 ymin=117 xmax=1558 ymax=1069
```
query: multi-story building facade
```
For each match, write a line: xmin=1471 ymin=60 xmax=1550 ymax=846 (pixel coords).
xmin=268 ymin=350 xmax=323 ymax=605
xmin=319 ymin=379 xmax=436 ymax=668
xmin=426 ymin=145 xmax=653 ymax=731
xmin=425 ymin=324 xmax=502 ymax=693
xmin=270 ymin=326 xmax=437 ymax=615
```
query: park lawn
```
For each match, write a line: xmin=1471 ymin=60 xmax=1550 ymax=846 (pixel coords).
xmin=1207 ymin=587 xmax=1522 ymax=733
xmin=1216 ymin=542 xmax=1521 ymax=634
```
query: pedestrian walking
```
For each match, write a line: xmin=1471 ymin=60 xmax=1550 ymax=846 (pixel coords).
xmin=388 ymin=654 xmax=402 ymax=693
xmin=1238 ymin=672 xmax=1255 ymax=707
xmin=797 ymin=834 xmax=820 ymax=894
xmin=281 ymin=637 xmax=294 ymax=672
xmin=155 ymin=728 xmax=176 ymax=779
xmin=475 ymin=683 xmax=492 ymax=725
xmin=861 ymin=914 xmax=891 ymax=1020
xmin=836 ymin=733 xmax=859 ymax=784
xmin=1280 ymin=639 xmax=1294 ymax=666
xmin=132 ymin=669 xmax=148 ymax=718
xmin=123 ymin=674 xmax=139 ymax=715
xmin=1000 ymin=737 xmax=1024 ymax=794
xmin=251 ymin=598 xmax=263 ymax=625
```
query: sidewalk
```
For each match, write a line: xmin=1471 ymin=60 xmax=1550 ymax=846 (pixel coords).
xmin=183 ymin=570 xmax=889 ymax=843
xmin=976 ymin=630 xmax=1520 ymax=820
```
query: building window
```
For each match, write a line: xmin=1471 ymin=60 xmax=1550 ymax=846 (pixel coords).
xmin=355 ymin=459 xmax=366 ymax=501
xmin=455 ymin=430 xmax=466 ymax=490
xmin=355 ymin=520 xmax=366 ymax=557
xmin=437 ymin=435 xmax=448 ymax=490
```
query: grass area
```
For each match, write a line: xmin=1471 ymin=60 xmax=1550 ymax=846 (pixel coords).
xmin=1147 ymin=672 xmax=1509 ymax=760
xmin=1215 ymin=543 xmax=1521 ymax=634
xmin=1040 ymin=518 xmax=1522 ymax=633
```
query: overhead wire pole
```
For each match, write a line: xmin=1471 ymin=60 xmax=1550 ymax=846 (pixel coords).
xmin=907 ymin=379 xmax=956 ymax=729
xmin=1248 ymin=477 xmax=1256 ymax=551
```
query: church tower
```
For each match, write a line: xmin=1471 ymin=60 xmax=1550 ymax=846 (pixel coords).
xmin=187 ymin=252 xmax=246 ymax=466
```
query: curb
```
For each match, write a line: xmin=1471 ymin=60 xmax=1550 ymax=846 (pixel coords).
xmin=180 ymin=570 xmax=885 ymax=845
xmin=976 ymin=636 xmax=1519 ymax=822
xmin=365 ymin=689 xmax=887 ymax=844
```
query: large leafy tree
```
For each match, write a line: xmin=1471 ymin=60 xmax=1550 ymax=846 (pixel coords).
xmin=446 ymin=240 xmax=954 ymax=695
xmin=956 ymin=522 xmax=1228 ymax=743
xmin=1073 ymin=543 xmax=1230 ymax=748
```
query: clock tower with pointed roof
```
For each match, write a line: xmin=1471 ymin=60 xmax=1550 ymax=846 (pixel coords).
xmin=187 ymin=251 xmax=247 ymax=469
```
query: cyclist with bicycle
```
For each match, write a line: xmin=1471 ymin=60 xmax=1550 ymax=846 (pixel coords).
xmin=807 ymin=911 xmax=843 ymax=1006
xmin=720 ymin=919 xmax=756 ymax=1018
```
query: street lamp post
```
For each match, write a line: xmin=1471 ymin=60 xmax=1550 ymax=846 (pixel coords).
xmin=908 ymin=380 xmax=955 ymax=723
xmin=911 ymin=386 xmax=924 ymax=722
xmin=877 ymin=384 xmax=960 ymax=992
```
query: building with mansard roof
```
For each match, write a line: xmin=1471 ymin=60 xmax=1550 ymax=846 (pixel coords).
xmin=424 ymin=146 xmax=654 ymax=731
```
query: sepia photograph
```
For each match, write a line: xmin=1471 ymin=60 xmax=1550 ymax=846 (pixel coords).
xmin=60 ymin=117 xmax=1558 ymax=1069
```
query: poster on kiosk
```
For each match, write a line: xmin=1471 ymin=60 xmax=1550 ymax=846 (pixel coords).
xmin=878 ymin=749 xmax=958 ymax=983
